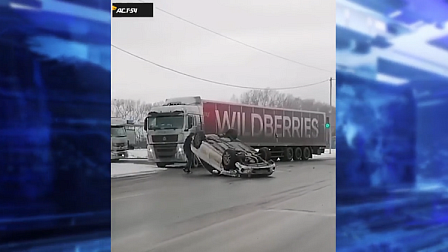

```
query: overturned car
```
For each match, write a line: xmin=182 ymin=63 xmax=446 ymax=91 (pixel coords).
xmin=191 ymin=130 xmax=275 ymax=177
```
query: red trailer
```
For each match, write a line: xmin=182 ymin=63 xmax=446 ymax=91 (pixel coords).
xmin=202 ymin=100 xmax=327 ymax=161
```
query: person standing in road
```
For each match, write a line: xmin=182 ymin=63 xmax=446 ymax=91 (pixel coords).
xmin=183 ymin=132 xmax=195 ymax=173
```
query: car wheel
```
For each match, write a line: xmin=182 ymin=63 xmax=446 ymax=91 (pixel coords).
xmin=156 ymin=162 xmax=166 ymax=168
xmin=281 ymin=147 xmax=294 ymax=161
xmin=302 ymin=147 xmax=311 ymax=160
xmin=225 ymin=128 xmax=238 ymax=140
xmin=193 ymin=131 xmax=206 ymax=149
xmin=293 ymin=147 xmax=302 ymax=161
xmin=258 ymin=147 xmax=271 ymax=161
xmin=222 ymin=149 xmax=237 ymax=170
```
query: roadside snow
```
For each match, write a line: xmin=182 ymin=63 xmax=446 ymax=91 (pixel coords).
xmin=324 ymin=149 xmax=336 ymax=154
xmin=127 ymin=149 xmax=147 ymax=159
xmin=312 ymin=149 xmax=336 ymax=160
xmin=111 ymin=163 xmax=166 ymax=178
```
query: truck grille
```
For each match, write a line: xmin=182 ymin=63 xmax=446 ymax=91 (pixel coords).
xmin=153 ymin=144 xmax=177 ymax=158
xmin=152 ymin=135 xmax=178 ymax=143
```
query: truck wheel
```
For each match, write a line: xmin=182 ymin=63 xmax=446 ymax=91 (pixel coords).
xmin=258 ymin=147 xmax=271 ymax=161
xmin=222 ymin=149 xmax=238 ymax=170
xmin=156 ymin=162 xmax=166 ymax=168
xmin=293 ymin=147 xmax=302 ymax=161
xmin=302 ymin=147 xmax=311 ymax=160
xmin=193 ymin=131 xmax=206 ymax=149
xmin=225 ymin=128 xmax=238 ymax=140
xmin=281 ymin=147 xmax=294 ymax=161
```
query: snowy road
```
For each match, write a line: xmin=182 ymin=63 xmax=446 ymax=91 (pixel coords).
xmin=112 ymin=155 xmax=336 ymax=252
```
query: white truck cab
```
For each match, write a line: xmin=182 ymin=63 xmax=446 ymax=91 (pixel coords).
xmin=144 ymin=96 xmax=203 ymax=168
xmin=111 ymin=117 xmax=129 ymax=160
xmin=125 ymin=119 xmax=137 ymax=149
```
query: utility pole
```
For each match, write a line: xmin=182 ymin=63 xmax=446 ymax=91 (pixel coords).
xmin=329 ymin=77 xmax=332 ymax=154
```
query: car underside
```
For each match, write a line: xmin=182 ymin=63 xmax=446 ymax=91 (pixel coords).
xmin=191 ymin=131 xmax=275 ymax=177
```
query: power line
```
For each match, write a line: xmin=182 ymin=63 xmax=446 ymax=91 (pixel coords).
xmin=112 ymin=44 xmax=330 ymax=90
xmin=137 ymin=0 xmax=332 ymax=73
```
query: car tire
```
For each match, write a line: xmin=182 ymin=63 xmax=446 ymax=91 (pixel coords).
xmin=293 ymin=147 xmax=302 ymax=161
xmin=222 ymin=149 xmax=238 ymax=170
xmin=281 ymin=147 xmax=294 ymax=161
xmin=193 ymin=131 xmax=206 ymax=149
xmin=225 ymin=128 xmax=238 ymax=140
xmin=258 ymin=147 xmax=271 ymax=161
xmin=302 ymin=147 xmax=311 ymax=160
xmin=156 ymin=162 xmax=166 ymax=168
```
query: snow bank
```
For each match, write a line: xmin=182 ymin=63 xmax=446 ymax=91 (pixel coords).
xmin=127 ymin=149 xmax=147 ymax=159
xmin=312 ymin=149 xmax=336 ymax=160
xmin=111 ymin=163 xmax=166 ymax=178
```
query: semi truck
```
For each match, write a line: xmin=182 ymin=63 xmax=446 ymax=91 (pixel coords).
xmin=111 ymin=117 xmax=129 ymax=160
xmin=144 ymin=96 xmax=327 ymax=168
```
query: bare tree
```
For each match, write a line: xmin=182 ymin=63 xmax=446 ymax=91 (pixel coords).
xmin=230 ymin=94 xmax=239 ymax=103
xmin=111 ymin=99 xmax=164 ymax=144
xmin=111 ymin=99 xmax=153 ymax=123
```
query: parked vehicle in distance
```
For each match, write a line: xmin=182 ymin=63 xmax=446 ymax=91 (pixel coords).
xmin=111 ymin=117 xmax=128 ymax=160
xmin=191 ymin=130 xmax=275 ymax=177
xmin=144 ymin=96 xmax=327 ymax=168
xmin=125 ymin=120 xmax=137 ymax=150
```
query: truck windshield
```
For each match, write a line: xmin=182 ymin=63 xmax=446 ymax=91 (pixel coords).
xmin=147 ymin=116 xmax=184 ymax=130
xmin=111 ymin=126 xmax=126 ymax=137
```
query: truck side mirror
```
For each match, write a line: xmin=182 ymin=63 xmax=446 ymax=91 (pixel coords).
xmin=187 ymin=116 xmax=194 ymax=129
xmin=144 ymin=117 xmax=148 ymax=131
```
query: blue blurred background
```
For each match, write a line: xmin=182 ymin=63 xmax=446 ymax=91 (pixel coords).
xmin=336 ymin=0 xmax=448 ymax=251
xmin=0 ymin=0 xmax=111 ymax=251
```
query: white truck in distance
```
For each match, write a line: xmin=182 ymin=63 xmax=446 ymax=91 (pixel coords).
xmin=111 ymin=117 xmax=129 ymax=160
xmin=125 ymin=120 xmax=137 ymax=149
xmin=144 ymin=96 xmax=327 ymax=168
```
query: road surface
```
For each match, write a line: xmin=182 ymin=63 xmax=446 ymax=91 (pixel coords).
xmin=112 ymin=157 xmax=335 ymax=252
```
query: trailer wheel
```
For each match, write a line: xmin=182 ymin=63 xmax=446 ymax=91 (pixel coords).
xmin=193 ymin=131 xmax=206 ymax=149
xmin=258 ymin=147 xmax=271 ymax=161
xmin=302 ymin=147 xmax=311 ymax=160
xmin=293 ymin=147 xmax=302 ymax=161
xmin=222 ymin=149 xmax=238 ymax=170
xmin=281 ymin=147 xmax=294 ymax=161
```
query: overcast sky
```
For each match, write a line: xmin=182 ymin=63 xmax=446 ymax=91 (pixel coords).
xmin=112 ymin=0 xmax=335 ymax=105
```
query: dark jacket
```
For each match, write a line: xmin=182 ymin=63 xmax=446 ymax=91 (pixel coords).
xmin=183 ymin=133 xmax=194 ymax=156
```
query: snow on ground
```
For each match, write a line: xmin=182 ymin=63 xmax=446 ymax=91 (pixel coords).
xmin=312 ymin=149 xmax=336 ymax=160
xmin=127 ymin=149 xmax=147 ymax=159
xmin=111 ymin=162 xmax=166 ymax=178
